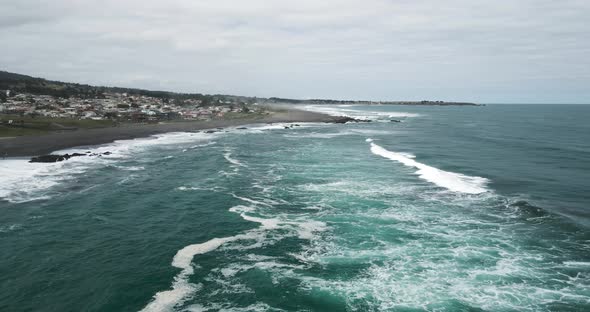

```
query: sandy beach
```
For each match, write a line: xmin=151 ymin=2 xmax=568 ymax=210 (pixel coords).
xmin=0 ymin=109 xmax=342 ymax=157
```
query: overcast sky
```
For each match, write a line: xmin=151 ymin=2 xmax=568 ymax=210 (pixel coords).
xmin=1 ymin=0 xmax=589 ymax=103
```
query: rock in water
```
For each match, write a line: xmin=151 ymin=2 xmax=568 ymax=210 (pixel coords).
xmin=29 ymin=152 xmax=111 ymax=163
xmin=29 ymin=155 xmax=67 ymax=163
xmin=331 ymin=117 xmax=371 ymax=124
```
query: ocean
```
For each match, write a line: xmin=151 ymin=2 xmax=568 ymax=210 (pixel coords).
xmin=0 ymin=104 xmax=589 ymax=311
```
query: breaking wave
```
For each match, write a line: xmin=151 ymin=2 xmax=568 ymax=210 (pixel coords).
xmin=303 ymin=105 xmax=419 ymax=121
xmin=368 ymin=140 xmax=489 ymax=194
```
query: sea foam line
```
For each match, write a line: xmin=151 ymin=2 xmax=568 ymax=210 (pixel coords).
xmin=0 ymin=131 xmax=218 ymax=204
xmin=302 ymin=105 xmax=419 ymax=121
xmin=140 ymin=219 xmax=273 ymax=312
xmin=223 ymin=151 xmax=247 ymax=168
xmin=368 ymin=140 xmax=488 ymax=194
xmin=140 ymin=199 xmax=326 ymax=312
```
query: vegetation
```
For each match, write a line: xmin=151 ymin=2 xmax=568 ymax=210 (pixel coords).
xmin=0 ymin=70 xmax=477 ymax=106
xmin=0 ymin=114 xmax=115 ymax=137
xmin=0 ymin=71 xmax=254 ymax=106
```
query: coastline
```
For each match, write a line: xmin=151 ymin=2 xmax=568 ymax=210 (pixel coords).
xmin=0 ymin=109 xmax=340 ymax=157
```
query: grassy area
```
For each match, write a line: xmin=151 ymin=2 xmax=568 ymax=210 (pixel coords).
xmin=0 ymin=115 xmax=115 ymax=137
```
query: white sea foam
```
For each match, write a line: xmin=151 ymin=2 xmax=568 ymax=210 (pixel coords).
xmin=289 ymin=220 xmax=327 ymax=240
xmin=562 ymin=261 xmax=590 ymax=267
xmin=0 ymin=131 xmax=218 ymax=204
xmin=141 ymin=207 xmax=273 ymax=311
xmin=223 ymin=152 xmax=247 ymax=168
xmin=141 ymin=231 xmax=260 ymax=312
xmin=141 ymin=199 xmax=327 ymax=311
xmin=0 ymin=158 xmax=84 ymax=203
xmin=368 ymin=141 xmax=488 ymax=194
xmin=58 ymin=131 xmax=218 ymax=158
xmin=231 ymin=194 xmax=273 ymax=207
xmin=177 ymin=186 xmax=224 ymax=192
xmin=116 ymin=165 xmax=145 ymax=171
xmin=284 ymin=129 xmax=394 ymax=139
xmin=302 ymin=105 xmax=419 ymax=121
xmin=229 ymin=205 xmax=281 ymax=229
xmin=226 ymin=122 xmax=323 ymax=134
xmin=189 ymin=141 xmax=217 ymax=149
xmin=0 ymin=223 xmax=22 ymax=233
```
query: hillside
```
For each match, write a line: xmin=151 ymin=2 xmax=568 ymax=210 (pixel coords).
xmin=0 ymin=70 xmax=477 ymax=106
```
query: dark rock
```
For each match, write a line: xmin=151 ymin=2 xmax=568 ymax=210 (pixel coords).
xmin=390 ymin=119 xmax=401 ymax=123
xmin=205 ymin=130 xmax=216 ymax=133
xmin=29 ymin=155 xmax=63 ymax=163
xmin=236 ymin=127 xmax=248 ymax=130
xmin=331 ymin=117 xmax=371 ymax=123
xmin=30 ymin=154 xmax=72 ymax=163
xmin=29 ymin=151 xmax=111 ymax=163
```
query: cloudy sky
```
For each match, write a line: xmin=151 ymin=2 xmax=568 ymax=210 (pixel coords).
xmin=1 ymin=0 xmax=589 ymax=103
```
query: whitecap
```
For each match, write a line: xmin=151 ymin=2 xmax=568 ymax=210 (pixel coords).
xmin=369 ymin=142 xmax=488 ymax=194
xmin=0 ymin=158 xmax=81 ymax=203
xmin=0 ymin=131 xmax=218 ymax=204
xmin=231 ymin=194 xmax=273 ymax=207
xmin=141 ymin=202 xmax=327 ymax=311
xmin=223 ymin=152 xmax=247 ymax=168
xmin=302 ymin=105 xmax=419 ymax=121
xmin=116 ymin=165 xmax=145 ymax=171
xmin=562 ymin=261 xmax=590 ymax=267
xmin=0 ymin=223 xmax=23 ymax=233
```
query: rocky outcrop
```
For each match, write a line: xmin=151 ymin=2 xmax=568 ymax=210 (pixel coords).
xmin=29 ymin=152 xmax=111 ymax=163
xmin=331 ymin=117 xmax=371 ymax=124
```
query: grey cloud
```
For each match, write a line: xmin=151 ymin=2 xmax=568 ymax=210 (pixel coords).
xmin=0 ymin=0 xmax=589 ymax=103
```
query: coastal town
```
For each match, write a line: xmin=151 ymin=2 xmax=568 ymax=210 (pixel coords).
xmin=0 ymin=89 xmax=262 ymax=123
xmin=0 ymin=70 xmax=478 ymax=139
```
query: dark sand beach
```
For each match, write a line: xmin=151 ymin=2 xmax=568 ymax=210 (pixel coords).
xmin=0 ymin=109 xmax=340 ymax=157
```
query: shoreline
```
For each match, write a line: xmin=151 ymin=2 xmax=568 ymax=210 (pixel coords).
xmin=0 ymin=109 xmax=343 ymax=157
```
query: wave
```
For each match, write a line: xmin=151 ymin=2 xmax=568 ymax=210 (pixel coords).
xmin=140 ymin=227 xmax=266 ymax=312
xmin=562 ymin=261 xmax=590 ymax=267
xmin=0 ymin=223 xmax=22 ymax=233
xmin=506 ymin=200 xmax=550 ymax=219
xmin=223 ymin=152 xmax=247 ymax=168
xmin=0 ymin=158 xmax=89 ymax=203
xmin=231 ymin=194 xmax=273 ymax=207
xmin=58 ymin=131 xmax=218 ymax=157
xmin=368 ymin=141 xmax=488 ymax=194
xmin=141 ymin=196 xmax=327 ymax=311
xmin=229 ymin=122 xmax=324 ymax=133
xmin=284 ymin=129 xmax=395 ymax=139
xmin=303 ymin=105 xmax=419 ymax=121
xmin=0 ymin=132 xmax=217 ymax=203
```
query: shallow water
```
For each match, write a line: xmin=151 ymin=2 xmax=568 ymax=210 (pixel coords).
xmin=1 ymin=105 xmax=589 ymax=311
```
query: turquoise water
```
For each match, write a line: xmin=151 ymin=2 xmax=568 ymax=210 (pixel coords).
xmin=1 ymin=104 xmax=589 ymax=311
